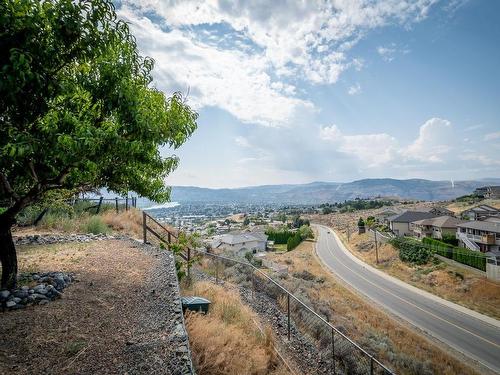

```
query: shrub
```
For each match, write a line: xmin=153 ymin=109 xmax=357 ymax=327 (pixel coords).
xmin=287 ymin=232 xmax=302 ymax=251
xmin=441 ymin=234 xmax=459 ymax=246
xmin=84 ymin=216 xmax=110 ymax=234
xmin=389 ymin=237 xmax=431 ymax=265
xmin=422 ymin=237 xmax=486 ymax=271
xmin=265 ymin=228 xmax=295 ymax=244
xmin=358 ymin=217 xmax=365 ymax=227
xmin=298 ymin=225 xmax=314 ymax=240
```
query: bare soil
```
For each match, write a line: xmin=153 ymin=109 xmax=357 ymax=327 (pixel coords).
xmin=0 ymin=239 xmax=176 ymax=375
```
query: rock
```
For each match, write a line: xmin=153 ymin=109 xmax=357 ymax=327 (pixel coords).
xmin=0 ymin=290 xmax=10 ymax=300
xmin=6 ymin=300 xmax=16 ymax=308
xmin=13 ymin=297 xmax=21 ymax=304
xmin=38 ymin=300 xmax=49 ymax=306
xmin=14 ymin=290 xmax=28 ymax=299
xmin=176 ymin=345 xmax=188 ymax=353
xmin=31 ymin=293 xmax=48 ymax=300
xmin=33 ymin=285 xmax=48 ymax=295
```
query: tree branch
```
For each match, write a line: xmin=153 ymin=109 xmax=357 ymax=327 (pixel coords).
xmin=28 ymin=161 xmax=39 ymax=183
xmin=0 ymin=172 xmax=20 ymax=201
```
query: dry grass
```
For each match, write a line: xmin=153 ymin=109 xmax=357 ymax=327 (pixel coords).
xmin=101 ymin=208 xmax=143 ymax=238
xmin=0 ymin=240 xmax=158 ymax=374
xmin=446 ymin=199 xmax=500 ymax=215
xmin=338 ymin=231 xmax=500 ymax=320
xmin=182 ymin=281 xmax=289 ymax=375
xmin=12 ymin=208 xmax=143 ymax=239
xmin=266 ymin=239 xmax=482 ymax=375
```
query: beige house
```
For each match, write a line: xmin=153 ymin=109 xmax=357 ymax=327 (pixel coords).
xmin=388 ymin=211 xmax=438 ymax=237
xmin=410 ymin=216 xmax=463 ymax=240
xmin=211 ymin=232 xmax=267 ymax=255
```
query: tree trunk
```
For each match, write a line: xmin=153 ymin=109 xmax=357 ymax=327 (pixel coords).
xmin=0 ymin=222 xmax=17 ymax=290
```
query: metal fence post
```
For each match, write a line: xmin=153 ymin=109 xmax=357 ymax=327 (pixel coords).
xmin=370 ymin=356 xmax=374 ymax=375
xmin=187 ymin=247 xmax=191 ymax=277
xmin=96 ymin=197 xmax=103 ymax=214
xmin=287 ymin=293 xmax=291 ymax=341
xmin=331 ymin=327 xmax=335 ymax=375
xmin=115 ymin=197 xmax=119 ymax=213
xmin=142 ymin=211 xmax=147 ymax=244
xmin=125 ymin=196 xmax=129 ymax=211
xmin=251 ymin=271 xmax=254 ymax=300
xmin=215 ymin=260 xmax=219 ymax=284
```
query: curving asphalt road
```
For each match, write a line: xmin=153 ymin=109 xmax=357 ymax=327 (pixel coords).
xmin=313 ymin=224 xmax=500 ymax=374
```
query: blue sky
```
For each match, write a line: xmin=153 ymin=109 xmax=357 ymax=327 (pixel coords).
xmin=115 ymin=0 xmax=500 ymax=188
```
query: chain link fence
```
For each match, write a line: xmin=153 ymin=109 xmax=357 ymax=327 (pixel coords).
xmin=190 ymin=250 xmax=394 ymax=375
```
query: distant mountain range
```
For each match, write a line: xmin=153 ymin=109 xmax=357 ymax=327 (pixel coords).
xmin=169 ymin=178 xmax=500 ymax=204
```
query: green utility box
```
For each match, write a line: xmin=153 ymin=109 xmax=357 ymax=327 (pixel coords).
xmin=181 ymin=296 xmax=211 ymax=314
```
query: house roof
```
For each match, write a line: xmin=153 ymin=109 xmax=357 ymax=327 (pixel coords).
xmin=463 ymin=204 xmax=500 ymax=213
xmin=457 ymin=220 xmax=500 ymax=233
xmin=214 ymin=232 xmax=268 ymax=246
xmin=429 ymin=207 xmax=454 ymax=215
xmin=388 ymin=211 xmax=438 ymax=224
xmin=411 ymin=215 xmax=463 ymax=228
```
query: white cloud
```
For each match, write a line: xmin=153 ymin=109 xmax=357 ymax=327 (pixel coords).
xmin=484 ymin=131 xmax=500 ymax=141
xmin=402 ymin=118 xmax=453 ymax=162
xmin=320 ymin=125 xmax=397 ymax=166
xmin=118 ymin=7 xmax=312 ymax=127
xmin=348 ymin=83 xmax=362 ymax=95
xmin=377 ymin=45 xmax=397 ymax=61
xmin=119 ymin=0 xmax=437 ymax=90
xmin=321 ymin=118 xmax=457 ymax=167
xmin=460 ymin=154 xmax=500 ymax=166
xmin=235 ymin=136 xmax=251 ymax=148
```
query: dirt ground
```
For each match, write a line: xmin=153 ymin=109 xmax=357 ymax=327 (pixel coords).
xmin=0 ymin=240 xmax=169 ymax=375
xmin=266 ymin=239 xmax=484 ymax=375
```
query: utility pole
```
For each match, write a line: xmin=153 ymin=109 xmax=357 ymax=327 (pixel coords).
xmin=374 ymin=229 xmax=379 ymax=264
xmin=347 ymin=225 xmax=350 ymax=242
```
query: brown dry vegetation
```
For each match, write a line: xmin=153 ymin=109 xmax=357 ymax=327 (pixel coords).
xmin=101 ymin=208 xmax=143 ymax=238
xmin=446 ymin=199 xmax=500 ymax=215
xmin=182 ymin=281 xmax=290 ymax=375
xmin=12 ymin=208 xmax=144 ymax=239
xmin=0 ymin=240 xmax=163 ymax=374
xmin=266 ymin=239 xmax=483 ymax=375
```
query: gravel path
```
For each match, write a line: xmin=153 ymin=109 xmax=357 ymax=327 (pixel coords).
xmin=0 ymin=238 xmax=193 ymax=375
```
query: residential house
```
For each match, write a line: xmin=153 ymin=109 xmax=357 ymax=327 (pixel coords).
xmin=410 ymin=216 xmax=463 ymax=240
xmin=388 ymin=211 xmax=438 ymax=237
xmin=211 ymin=231 xmax=268 ymax=255
xmin=426 ymin=206 xmax=455 ymax=217
xmin=474 ymin=186 xmax=500 ymax=199
xmin=461 ymin=204 xmax=500 ymax=221
xmin=375 ymin=207 xmax=404 ymax=224
xmin=456 ymin=221 xmax=500 ymax=253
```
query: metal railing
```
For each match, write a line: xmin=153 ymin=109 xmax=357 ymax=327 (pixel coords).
xmin=142 ymin=212 xmax=394 ymax=375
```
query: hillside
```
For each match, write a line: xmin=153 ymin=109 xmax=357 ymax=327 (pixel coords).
xmin=168 ymin=178 xmax=500 ymax=204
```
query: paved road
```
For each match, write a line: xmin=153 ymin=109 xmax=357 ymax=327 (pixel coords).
xmin=313 ymin=224 xmax=500 ymax=374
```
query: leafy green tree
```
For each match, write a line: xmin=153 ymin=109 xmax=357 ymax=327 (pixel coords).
xmin=357 ymin=217 xmax=365 ymax=227
xmin=298 ymin=225 xmax=313 ymax=240
xmin=0 ymin=0 xmax=197 ymax=288
xmin=287 ymin=232 xmax=302 ymax=251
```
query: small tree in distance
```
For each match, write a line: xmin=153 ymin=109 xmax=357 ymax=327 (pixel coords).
xmin=0 ymin=0 xmax=198 ymax=289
